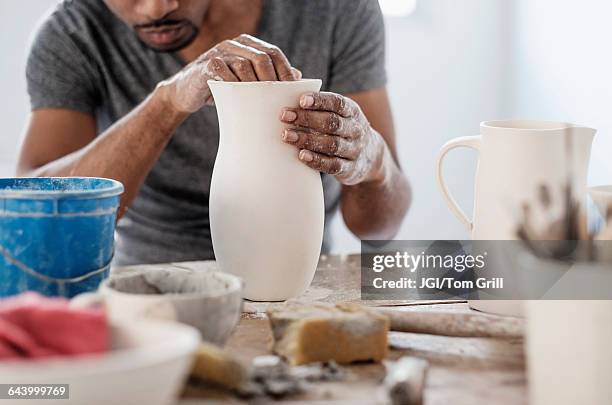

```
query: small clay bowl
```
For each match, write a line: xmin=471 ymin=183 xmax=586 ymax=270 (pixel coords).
xmin=73 ymin=267 xmax=243 ymax=346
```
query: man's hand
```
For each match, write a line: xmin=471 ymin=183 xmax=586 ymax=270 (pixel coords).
xmin=280 ymin=92 xmax=388 ymax=186
xmin=159 ymin=34 xmax=301 ymax=113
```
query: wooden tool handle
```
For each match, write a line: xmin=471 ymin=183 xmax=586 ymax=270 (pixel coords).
xmin=376 ymin=308 xmax=524 ymax=338
xmin=385 ymin=357 xmax=428 ymax=405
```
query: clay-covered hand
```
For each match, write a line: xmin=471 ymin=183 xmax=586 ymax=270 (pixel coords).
xmin=280 ymin=92 xmax=387 ymax=186
xmin=158 ymin=34 xmax=301 ymax=113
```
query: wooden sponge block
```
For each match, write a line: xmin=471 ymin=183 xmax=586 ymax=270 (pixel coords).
xmin=266 ymin=302 xmax=389 ymax=365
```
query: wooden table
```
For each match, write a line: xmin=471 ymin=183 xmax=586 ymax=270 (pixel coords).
xmin=169 ymin=255 xmax=527 ymax=404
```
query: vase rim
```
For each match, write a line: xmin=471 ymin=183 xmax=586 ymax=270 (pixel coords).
xmin=207 ymin=78 xmax=321 ymax=87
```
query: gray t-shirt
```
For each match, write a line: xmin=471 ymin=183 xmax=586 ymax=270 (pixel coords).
xmin=26 ymin=0 xmax=387 ymax=265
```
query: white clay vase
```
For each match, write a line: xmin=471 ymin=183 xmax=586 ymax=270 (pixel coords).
xmin=208 ymin=79 xmax=324 ymax=301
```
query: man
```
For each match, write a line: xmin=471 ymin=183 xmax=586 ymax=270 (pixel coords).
xmin=18 ymin=0 xmax=411 ymax=265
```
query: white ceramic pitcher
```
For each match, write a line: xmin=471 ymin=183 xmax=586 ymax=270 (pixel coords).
xmin=436 ymin=120 xmax=595 ymax=316
xmin=208 ymin=79 xmax=324 ymax=301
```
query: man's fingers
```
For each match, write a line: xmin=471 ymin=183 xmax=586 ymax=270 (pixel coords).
xmin=299 ymin=92 xmax=358 ymax=117
xmin=217 ymin=39 xmax=277 ymax=81
xmin=225 ymin=56 xmax=258 ymax=82
xmin=291 ymin=67 xmax=302 ymax=80
xmin=234 ymin=34 xmax=295 ymax=81
xmin=298 ymin=150 xmax=352 ymax=177
xmin=282 ymin=129 xmax=358 ymax=159
xmin=204 ymin=57 xmax=238 ymax=82
xmin=280 ymin=108 xmax=357 ymax=138
xmin=206 ymin=35 xmax=298 ymax=82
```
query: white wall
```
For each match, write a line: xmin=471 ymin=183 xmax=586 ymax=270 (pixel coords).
xmin=330 ymin=0 xmax=508 ymax=252
xmin=0 ymin=1 xmax=57 ymax=177
xmin=509 ymin=0 xmax=612 ymax=187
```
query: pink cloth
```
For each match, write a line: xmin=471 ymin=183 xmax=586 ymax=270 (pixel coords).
xmin=0 ymin=293 xmax=108 ymax=359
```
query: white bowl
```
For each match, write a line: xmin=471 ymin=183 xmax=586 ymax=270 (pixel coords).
xmin=0 ymin=319 xmax=200 ymax=405
xmin=74 ymin=265 xmax=243 ymax=346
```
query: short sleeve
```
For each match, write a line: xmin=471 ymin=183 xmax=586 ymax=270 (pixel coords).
xmin=327 ymin=0 xmax=387 ymax=95
xmin=26 ymin=15 xmax=99 ymax=115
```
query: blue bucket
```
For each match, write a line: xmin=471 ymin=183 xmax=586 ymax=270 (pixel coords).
xmin=0 ymin=177 xmax=124 ymax=298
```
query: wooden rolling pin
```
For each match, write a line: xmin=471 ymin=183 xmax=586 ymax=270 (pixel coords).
xmin=375 ymin=308 xmax=524 ymax=338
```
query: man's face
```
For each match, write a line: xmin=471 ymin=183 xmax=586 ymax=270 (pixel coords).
xmin=104 ymin=0 xmax=211 ymax=52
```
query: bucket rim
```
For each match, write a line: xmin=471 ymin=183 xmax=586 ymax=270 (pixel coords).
xmin=0 ymin=177 xmax=124 ymax=200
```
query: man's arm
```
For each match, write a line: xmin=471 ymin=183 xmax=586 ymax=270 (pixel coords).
xmin=341 ymin=87 xmax=410 ymax=240
xmin=276 ymin=0 xmax=408 ymax=240
xmin=280 ymin=87 xmax=411 ymax=240
xmin=18 ymin=86 xmax=187 ymax=219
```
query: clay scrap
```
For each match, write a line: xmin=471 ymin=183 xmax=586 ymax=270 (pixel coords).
xmin=240 ymin=355 xmax=346 ymax=398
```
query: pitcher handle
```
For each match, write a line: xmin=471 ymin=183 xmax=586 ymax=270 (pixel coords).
xmin=436 ymin=136 xmax=482 ymax=232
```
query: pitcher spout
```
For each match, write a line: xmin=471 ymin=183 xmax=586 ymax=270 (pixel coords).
xmin=568 ymin=124 xmax=597 ymax=139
